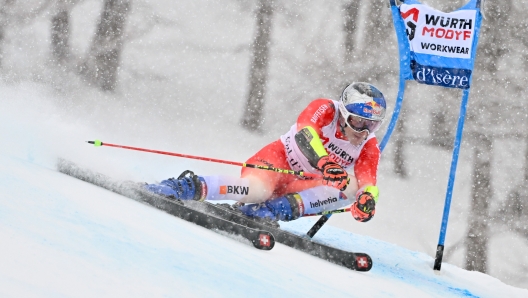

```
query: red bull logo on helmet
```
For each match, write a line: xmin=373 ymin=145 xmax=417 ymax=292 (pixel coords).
xmin=365 ymin=101 xmax=380 ymax=108
xmin=363 ymin=99 xmax=384 ymax=116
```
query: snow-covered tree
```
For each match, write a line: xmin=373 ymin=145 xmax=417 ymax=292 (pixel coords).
xmin=241 ymin=0 xmax=274 ymax=132
xmin=79 ymin=0 xmax=131 ymax=91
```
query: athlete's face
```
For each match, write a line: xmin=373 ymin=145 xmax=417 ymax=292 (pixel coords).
xmin=343 ymin=125 xmax=368 ymax=146
xmin=339 ymin=115 xmax=368 ymax=146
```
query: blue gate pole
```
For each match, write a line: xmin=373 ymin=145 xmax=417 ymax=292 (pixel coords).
xmin=380 ymin=79 xmax=406 ymax=152
xmin=433 ymin=88 xmax=471 ymax=271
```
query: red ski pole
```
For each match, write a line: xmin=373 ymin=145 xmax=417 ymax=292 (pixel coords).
xmin=87 ymin=140 xmax=321 ymax=179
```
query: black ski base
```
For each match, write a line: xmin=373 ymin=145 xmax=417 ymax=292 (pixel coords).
xmin=186 ymin=201 xmax=372 ymax=271
xmin=164 ymin=198 xmax=275 ymax=250
xmin=57 ymin=159 xmax=274 ymax=250
xmin=57 ymin=159 xmax=371 ymax=271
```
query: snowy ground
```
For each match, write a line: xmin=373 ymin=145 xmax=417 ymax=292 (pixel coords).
xmin=1 ymin=84 xmax=527 ymax=297
xmin=0 ymin=0 xmax=527 ymax=295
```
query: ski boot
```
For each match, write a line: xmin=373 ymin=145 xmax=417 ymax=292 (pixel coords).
xmin=144 ymin=170 xmax=206 ymax=201
xmin=238 ymin=194 xmax=303 ymax=224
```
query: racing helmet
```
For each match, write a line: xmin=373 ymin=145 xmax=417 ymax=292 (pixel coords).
xmin=338 ymin=82 xmax=387 ymax=133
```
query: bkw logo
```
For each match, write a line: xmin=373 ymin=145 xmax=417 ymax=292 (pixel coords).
xmin=219 ymin=185 xmax=249 ymax=195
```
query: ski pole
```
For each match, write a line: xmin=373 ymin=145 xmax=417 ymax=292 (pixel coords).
xmin=303 ymin=208 xmax=351 ymax=217
xmin=86 ymin=140 xmax=321 ymax=178
xmin=306 ymin=214 xmax=332 ymax=238
xmin=305 ymin=207 xmax=352 ymax=238
xmin=305 ymin=208 xmax=351 ymax=239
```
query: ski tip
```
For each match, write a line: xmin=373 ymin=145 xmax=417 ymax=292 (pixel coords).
xmin=353 ymin=254 xmax=373 ymax=271
xmin=86 ymin=140 xmax=103 ymax=147
xmin=253 ymin=232 xmax=275 ymax=250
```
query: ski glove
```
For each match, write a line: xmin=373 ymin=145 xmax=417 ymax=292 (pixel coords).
xmin=316 ymin=156 xmax=349 ymax=191
xmin=351 ymin=185 xmax=378 ymax=222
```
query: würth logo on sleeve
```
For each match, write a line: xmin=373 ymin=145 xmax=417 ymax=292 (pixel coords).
xmin=219 ymin=185 xmax=249 ymax=195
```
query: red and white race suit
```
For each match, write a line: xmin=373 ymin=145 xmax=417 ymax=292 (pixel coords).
xmin=238 ymin=98 xmax=380 ymax=209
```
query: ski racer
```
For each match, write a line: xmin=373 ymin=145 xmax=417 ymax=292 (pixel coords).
xmin=145 ymin=82 xmax=386 ymax=223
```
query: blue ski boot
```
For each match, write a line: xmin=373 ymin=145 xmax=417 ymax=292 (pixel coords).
xmin=238 ymin=194 xmax=302 ymax=222
xmin=144 ymin=170 xmax=206 ymax=201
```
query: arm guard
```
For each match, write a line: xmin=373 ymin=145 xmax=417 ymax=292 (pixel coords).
xmin=294 ymin=126 xmax=328 ymax=168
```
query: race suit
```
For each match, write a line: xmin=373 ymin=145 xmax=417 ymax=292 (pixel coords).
xmin=238 ymin=98 xmax=380 ymax=215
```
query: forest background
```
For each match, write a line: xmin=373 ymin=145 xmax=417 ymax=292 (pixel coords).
xmin=0 ymin=0 xmax=527 ymax=290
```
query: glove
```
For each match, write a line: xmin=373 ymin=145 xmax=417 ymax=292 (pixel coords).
xmin=316 ymin=156 xmax=349 ymax=191
xmin=350 ymin=186 xmax=378 ymax=222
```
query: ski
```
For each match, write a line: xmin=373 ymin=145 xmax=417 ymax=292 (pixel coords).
xmin=56 ymin=159 xmax=371 ymax=271
xmin=185 ymin=200 xmax=372 ymax=272
xmin=56 ymin=159 xmax=274 ymax=250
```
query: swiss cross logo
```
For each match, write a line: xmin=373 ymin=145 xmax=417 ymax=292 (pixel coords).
xmin=259 ymin=234 xmax=271 ymax=247
xmin=356 ymin=256 xmax=369 ymax=268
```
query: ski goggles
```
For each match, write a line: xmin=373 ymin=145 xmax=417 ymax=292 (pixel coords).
xmin=345 ymin=115 xmax=381 ymax=134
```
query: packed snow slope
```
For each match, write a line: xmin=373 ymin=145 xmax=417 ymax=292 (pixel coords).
xmin=1 ymin=87 xmax=527 ymax=298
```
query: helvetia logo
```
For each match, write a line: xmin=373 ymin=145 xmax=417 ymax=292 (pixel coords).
xmin=219 ymin=185 xmax=249 ymax=195
xmin=309 ymin=197 xmax=338 ymax=209
xmin=412 ymin=61 xmax=471 ymax=89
